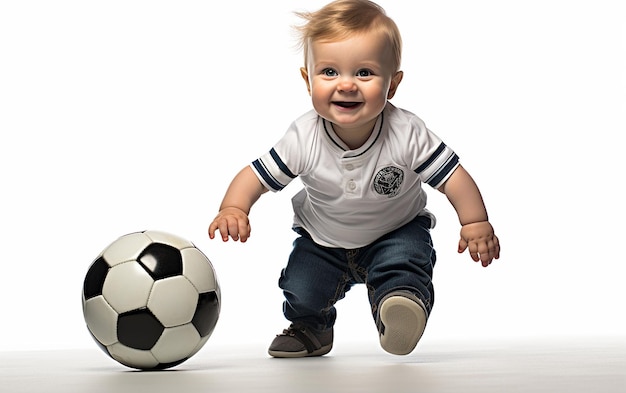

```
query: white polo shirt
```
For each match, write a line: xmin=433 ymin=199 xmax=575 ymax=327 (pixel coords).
xmin=251 ymin=103 xmax=459 ymax=249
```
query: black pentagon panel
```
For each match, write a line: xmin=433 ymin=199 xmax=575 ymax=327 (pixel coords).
xmin=192 ymin=291 xmax=220 ymax=337
xmin=152 ymin=358 xmax=189 ymax=371
xmin=117 ymin=309 xmax=164 ymax=350
xmin=137 ymin=243 xmax=183 ymax=280
xmin=83 ymin=257 xmax=110 ymax=300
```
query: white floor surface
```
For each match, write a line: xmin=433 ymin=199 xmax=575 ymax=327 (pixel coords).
xmin=2 ymin=337 xmax=625 ymax=393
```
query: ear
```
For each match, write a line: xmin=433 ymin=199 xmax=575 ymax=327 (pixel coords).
xmin=387 ymin=71 xmax=404 ymax=99
xmin=300 ymin=67 xmax=312 ymax=96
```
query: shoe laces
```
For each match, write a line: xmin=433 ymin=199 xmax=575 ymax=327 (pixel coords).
xmin=281 ymin=324 xmax=306 ymax=337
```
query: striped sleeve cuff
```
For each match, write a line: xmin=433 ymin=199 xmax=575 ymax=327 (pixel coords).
xmin=251 ymin=148 xmax=296 ymax=192
xmin=414 ymin=142 xmax=460 ymax=188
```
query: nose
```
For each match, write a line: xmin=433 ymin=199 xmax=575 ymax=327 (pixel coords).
xmin=337 ymin=76 xmax=357 ymax=93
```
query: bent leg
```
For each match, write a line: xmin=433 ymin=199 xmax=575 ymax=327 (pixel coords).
xmin=278 ymin=230 xmax=352 ymax=331
xmin=364 ymin=215 xmax=436 ymax=316
xmin=362 ymin=216 xmax=436 ymax=354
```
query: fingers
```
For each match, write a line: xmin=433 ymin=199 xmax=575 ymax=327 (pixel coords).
xmin=208 ymin=214 xmax=251 ymax=242
xmin=491 ymin=235 xmax=501 ymax=260
xmin=236 ymin=218 xmax=251 ymax=242
xmin=467 ymin=241 xmax=481 ymax=263
xmin=208 ymin=222 xmax=218 ymax=240
xmin=475 ymin=236 xmax=500 ymax=267
xmin=458 ymin=238 xmax=468 ymax=254
xmin=459 ymin=235 xmax=501 ymax=267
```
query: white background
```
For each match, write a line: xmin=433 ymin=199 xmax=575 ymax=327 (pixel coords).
xmin=1 ymin=0 xmax=624 ymax=352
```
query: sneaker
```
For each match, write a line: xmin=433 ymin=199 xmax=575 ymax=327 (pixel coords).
xmin=378 ymin=292 xmax=427 ymax=355
xmin=268 ymin=323 xmax=333 ymax=358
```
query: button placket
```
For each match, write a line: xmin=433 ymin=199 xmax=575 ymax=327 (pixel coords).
xmin=342 ymin=159 xmax=361 ymax=196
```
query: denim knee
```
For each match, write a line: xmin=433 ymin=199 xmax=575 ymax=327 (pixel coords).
xmin=364 ymin=215 xmax=436 ymax=314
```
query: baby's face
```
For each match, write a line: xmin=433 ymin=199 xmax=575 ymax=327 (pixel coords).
xmin=301 ymin=30 xmax=402 ymax=137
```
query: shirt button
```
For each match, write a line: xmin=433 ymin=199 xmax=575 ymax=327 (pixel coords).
xmin=345 ymin=164 xmax=354 ymax=171
xmin=347 ymin=180 xmax=357 ymax=191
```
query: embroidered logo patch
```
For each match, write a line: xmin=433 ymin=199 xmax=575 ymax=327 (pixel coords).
xmin=373 ymin=166 xmax=404 ymax=197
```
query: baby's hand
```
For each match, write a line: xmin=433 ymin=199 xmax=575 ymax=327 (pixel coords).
xmin=208 ymin=207 xmax=251 ymax=242
xmin=458 ymin=221 xmax=500 ymax=267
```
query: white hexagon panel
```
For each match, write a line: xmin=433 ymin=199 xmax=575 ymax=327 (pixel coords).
xmin=148 ymin=276 xmax=199 ymax=327
xmin=102 ymin=262 xmax=154 ymax=314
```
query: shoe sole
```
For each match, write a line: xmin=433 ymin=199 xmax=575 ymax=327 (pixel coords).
xmin=379 ymin=296 xmax=427 ymax=355
xmin=268 ymin=343 xmax=333 ymax=358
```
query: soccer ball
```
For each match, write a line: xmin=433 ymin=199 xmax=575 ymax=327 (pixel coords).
xmin=82 ymin=230 xmax=221 ymax=370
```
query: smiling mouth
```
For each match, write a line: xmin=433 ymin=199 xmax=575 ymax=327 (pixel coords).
xmin=333 ymin=101 xmax=362 ymax=108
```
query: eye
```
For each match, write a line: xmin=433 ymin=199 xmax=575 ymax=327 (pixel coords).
xmin=356 ymin=69 xmax=372 ymax=77
xmin=322 ymin=68 xmax=338 ymax=77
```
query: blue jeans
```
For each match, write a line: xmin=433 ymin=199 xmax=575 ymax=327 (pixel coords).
xmin=278 ymin=215 xmax=436 ymax=332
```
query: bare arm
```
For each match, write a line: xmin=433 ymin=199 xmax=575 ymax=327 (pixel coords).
xmin=208 ymin=166 xmax=267 ymax=242
xmin=438 ymin=165 xmax=500 ymax=266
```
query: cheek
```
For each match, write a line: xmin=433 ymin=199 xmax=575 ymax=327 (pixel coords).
xmin=309 ymin=88 xmax=331 ymax=116
xmin=365 ymin=82 xmax=391 ymax=101
xmin=310 ymin=92 xmax=327 ymax=113
xmin=309 ymin=83 xmax=330 ymax=101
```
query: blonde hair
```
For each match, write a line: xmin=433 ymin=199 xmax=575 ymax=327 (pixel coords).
xmin=294 ymin=0 xmax=402 ymax=72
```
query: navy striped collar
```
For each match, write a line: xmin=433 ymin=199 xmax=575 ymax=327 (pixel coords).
xmin=322 ymin=112 xmax=384 ymax=158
